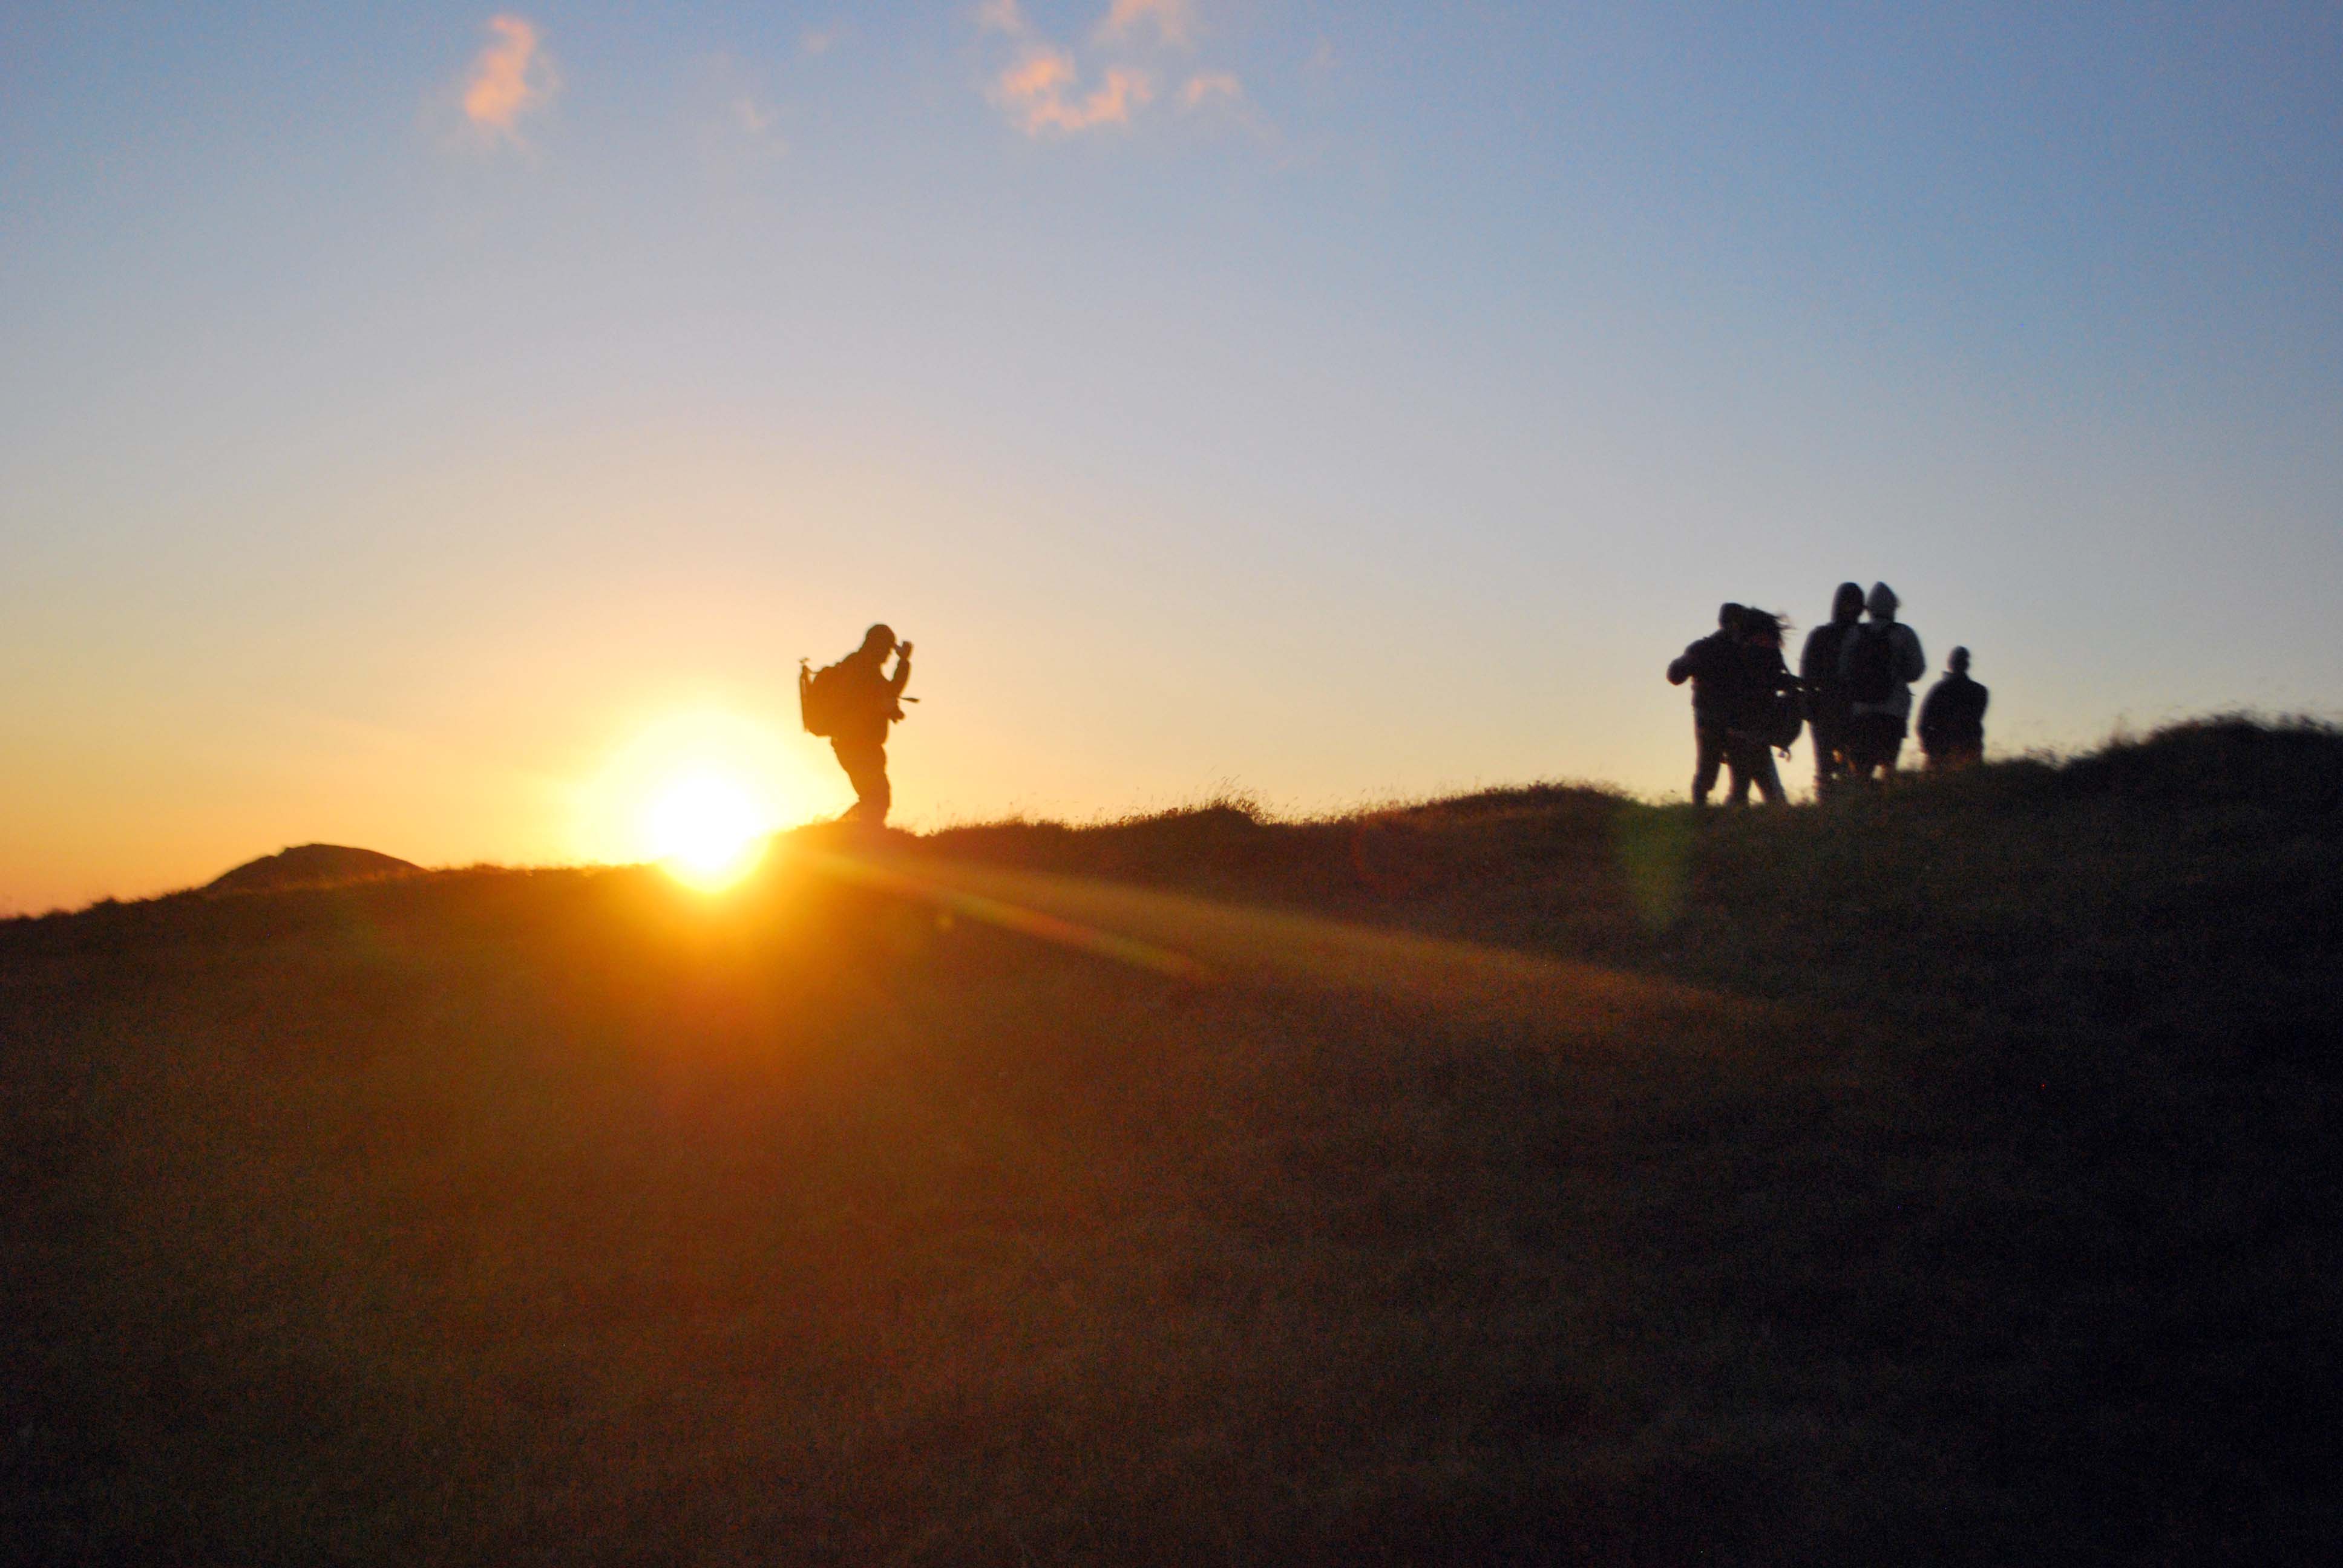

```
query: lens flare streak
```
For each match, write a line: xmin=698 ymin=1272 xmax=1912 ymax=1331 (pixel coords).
xmin=792 ymin=844 xmax=1750 ymax=1036
xmin=796 ymin=847 xmax=1209 ymax=979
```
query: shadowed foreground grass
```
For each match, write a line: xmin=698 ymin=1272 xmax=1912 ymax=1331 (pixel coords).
xmin=4 ymin=719 xmax=2339 ymax=1564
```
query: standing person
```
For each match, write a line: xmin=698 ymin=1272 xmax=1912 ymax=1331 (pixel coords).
xmin=1918 ymin=646 xmax=1989 ymax=770
xmin=1666 ymin=604 xmax=1746 ymax=805
xmin=800 ymin=624 xmax=914 ymax=826
xmin=1724 ymin=607 xmax=1797 ymax=806
xmin=1799 ymin=582 xmax=1866 ymax=796
xmin=1836 ymin=582 xmax=1925 ymax=782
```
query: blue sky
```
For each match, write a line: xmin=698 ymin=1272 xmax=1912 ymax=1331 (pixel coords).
xmin=5 ymin=1 xmax=2342 ymax=907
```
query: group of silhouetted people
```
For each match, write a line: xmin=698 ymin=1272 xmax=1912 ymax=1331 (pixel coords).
xmin=1669 ymin=581 xmax=1988 ymax=805
xmin=798 ymin=593 xmax=1990 ymax=829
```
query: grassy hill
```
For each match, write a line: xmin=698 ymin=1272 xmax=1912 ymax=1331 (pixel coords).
xmin=204 ymin=843 xmax=421 ymax=895
xmin=4 ymin=719 xmax=2338 ymax=1564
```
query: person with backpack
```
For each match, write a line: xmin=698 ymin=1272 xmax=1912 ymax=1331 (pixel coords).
xmin=1835 ymin=582 xmax=1925 ymax=781
xmin=1723 ymin=607 xmax=1798 ymax=806
xmin=1917 ymin=646 xmax=1989 ymax=770
xmin=1666 ymin=603 xmax=1746 ymax=805
xmin=1798 ymin=581 xmax=1866 ymax=796
xmin=799 ymin=624 xmax=914 ymax=826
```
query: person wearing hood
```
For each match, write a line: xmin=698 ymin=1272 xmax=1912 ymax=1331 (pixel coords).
xmin=806 ymin=623 xmax=914 ymax=825
xmin=1723 ymin=607 xmax=1796 ymax=806
xmin=1918 ymin=646 xmax=1989 ymax=769
xmin=1798 ymin=581 xmax=1866 ymax=796
xmin=1667 ymin=603 xmax=1746 ymax=805
xmin=1835 ymin=582 xmax=1926 ymax=780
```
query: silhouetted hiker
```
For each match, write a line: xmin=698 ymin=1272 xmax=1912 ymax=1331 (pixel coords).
xmin=1722 ymin=607 xmax=1798 ymax=806
xmin=1918 ymin=646 xmax=1989 ymax=770
xmin=1835 ymin=582 xmax=1925 ymax=781
xmin=1667 ymin=603 xmax=1746 ymax=805
xmin=1799 ymin=581 xmax=1866 ymax=796
xmin=800 ymin=624 xmax=914 ymax=826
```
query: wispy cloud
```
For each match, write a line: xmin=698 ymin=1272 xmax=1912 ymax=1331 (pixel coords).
xmin=979 ymin=1 xmax=1254 ymax=139
xmin=1063 ymin=66 xmax=1153 ymax=129
xmin=996 ymin=47 xmax=1075 ymax=108
xmin=977 ymin=0 xmax=1029 ymax=37
xmin=1179 ymin=71 xmax=1240 ymax=109
xmin=801 ymin=22 xmax=842 ymax=55
xmin=733 ymin=96 xmax=775 ymax=136
xmin=692 ymin=54 xmax=786 ymax=165
xmin=994 ymin=48 xmax=1152 ymax=134
xmin=462 ymin=15 xmax=556 ymax=136
xmin=1098 ymin=0 xmax=1195 ymax=50
xmin=721 ymin=91 xmax=787 ymax=162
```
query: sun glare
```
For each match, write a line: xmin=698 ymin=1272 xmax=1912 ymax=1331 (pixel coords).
xmin=571 ymin=708 xmax=842 ymax=884
xmin=647 ymin=772 xmax=768 ymax=889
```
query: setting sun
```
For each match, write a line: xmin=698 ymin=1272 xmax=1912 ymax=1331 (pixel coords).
xmin=569 ymin=708 xmax=839 ymax=884
xmin=644 ymin=771 xmax=768 ymax=889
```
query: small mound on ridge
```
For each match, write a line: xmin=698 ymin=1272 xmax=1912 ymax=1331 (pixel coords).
xmin=205 ymin=843 xmax=421 ymax=895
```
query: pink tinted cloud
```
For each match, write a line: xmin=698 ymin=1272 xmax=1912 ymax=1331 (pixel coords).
xmin=994 ymin=49 xmax=1152 ymax=134
xmin=1099 ymin=0 xmax=1195 ymax=49
xmin=997 ymin=47 xmax=1075 ymax=105
xmin=464 ymin=15 xmax=554 ymax=134
xmin=977 ymin=0 xmax=1029 ymax=37
xmin=1064 ymin=67 xmax=1153 ymax=129
xmin=1179 ymin=71 xmax=1240 ymax=109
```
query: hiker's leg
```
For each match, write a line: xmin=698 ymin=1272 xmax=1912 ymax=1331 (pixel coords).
xmin=1723 ymin=736 xmax=1755 ymax=806
xmin=832 ymin=740 xmax=891 ymax=823
xmin=1692 ymin=723 xmax=1725 ymax=804
xmin=1846 ymin=718 xmax=1888 ymax=782
xmin=1751 ymin=746 xmax=1785 ymax=806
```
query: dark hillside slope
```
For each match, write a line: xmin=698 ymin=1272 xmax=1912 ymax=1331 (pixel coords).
xmin=933 ymin=719 xmax=2342 ymax=1057
xmin=4 ymin=720 xmax=2338 ymax=1564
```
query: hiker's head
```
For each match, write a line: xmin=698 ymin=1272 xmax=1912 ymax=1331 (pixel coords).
xmin=1832 ymin=581 xmax=1864 ymax=622
xmin=1950 ymin=646 xmax=1971 ymax=675
xmin=1866 ymin=581 xmax=1899 ymax=620
xmin=1741 ymin=608 xmax=1786 ymax=648
xmin=1718 ymin=602 xmax=1745 ymax=633
xmin=861 ymin=623 xmax=897 ymax=655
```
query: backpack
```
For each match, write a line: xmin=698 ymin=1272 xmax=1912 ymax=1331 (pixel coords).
xmin=1767 ymin=688 xmax=1806 ymax=749
xmin=1845 ymin=624 xmax=1900 ymax=705
xmin=798 ymin=659 xmax=850 ymax=737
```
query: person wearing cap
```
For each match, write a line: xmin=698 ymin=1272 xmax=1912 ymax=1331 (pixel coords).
xmin=1667 ymin=603 xmax=1747 ymax=805
xmin=1917 ymin=646 xmax=1989 ymax=770
xmin=1798 ymin=581 xmax=1866 ymax=796
xmin=819 ymin=623 xmax=914 ymax=825
xmin=1835 ymin=582 xmax=1927 ymax=781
